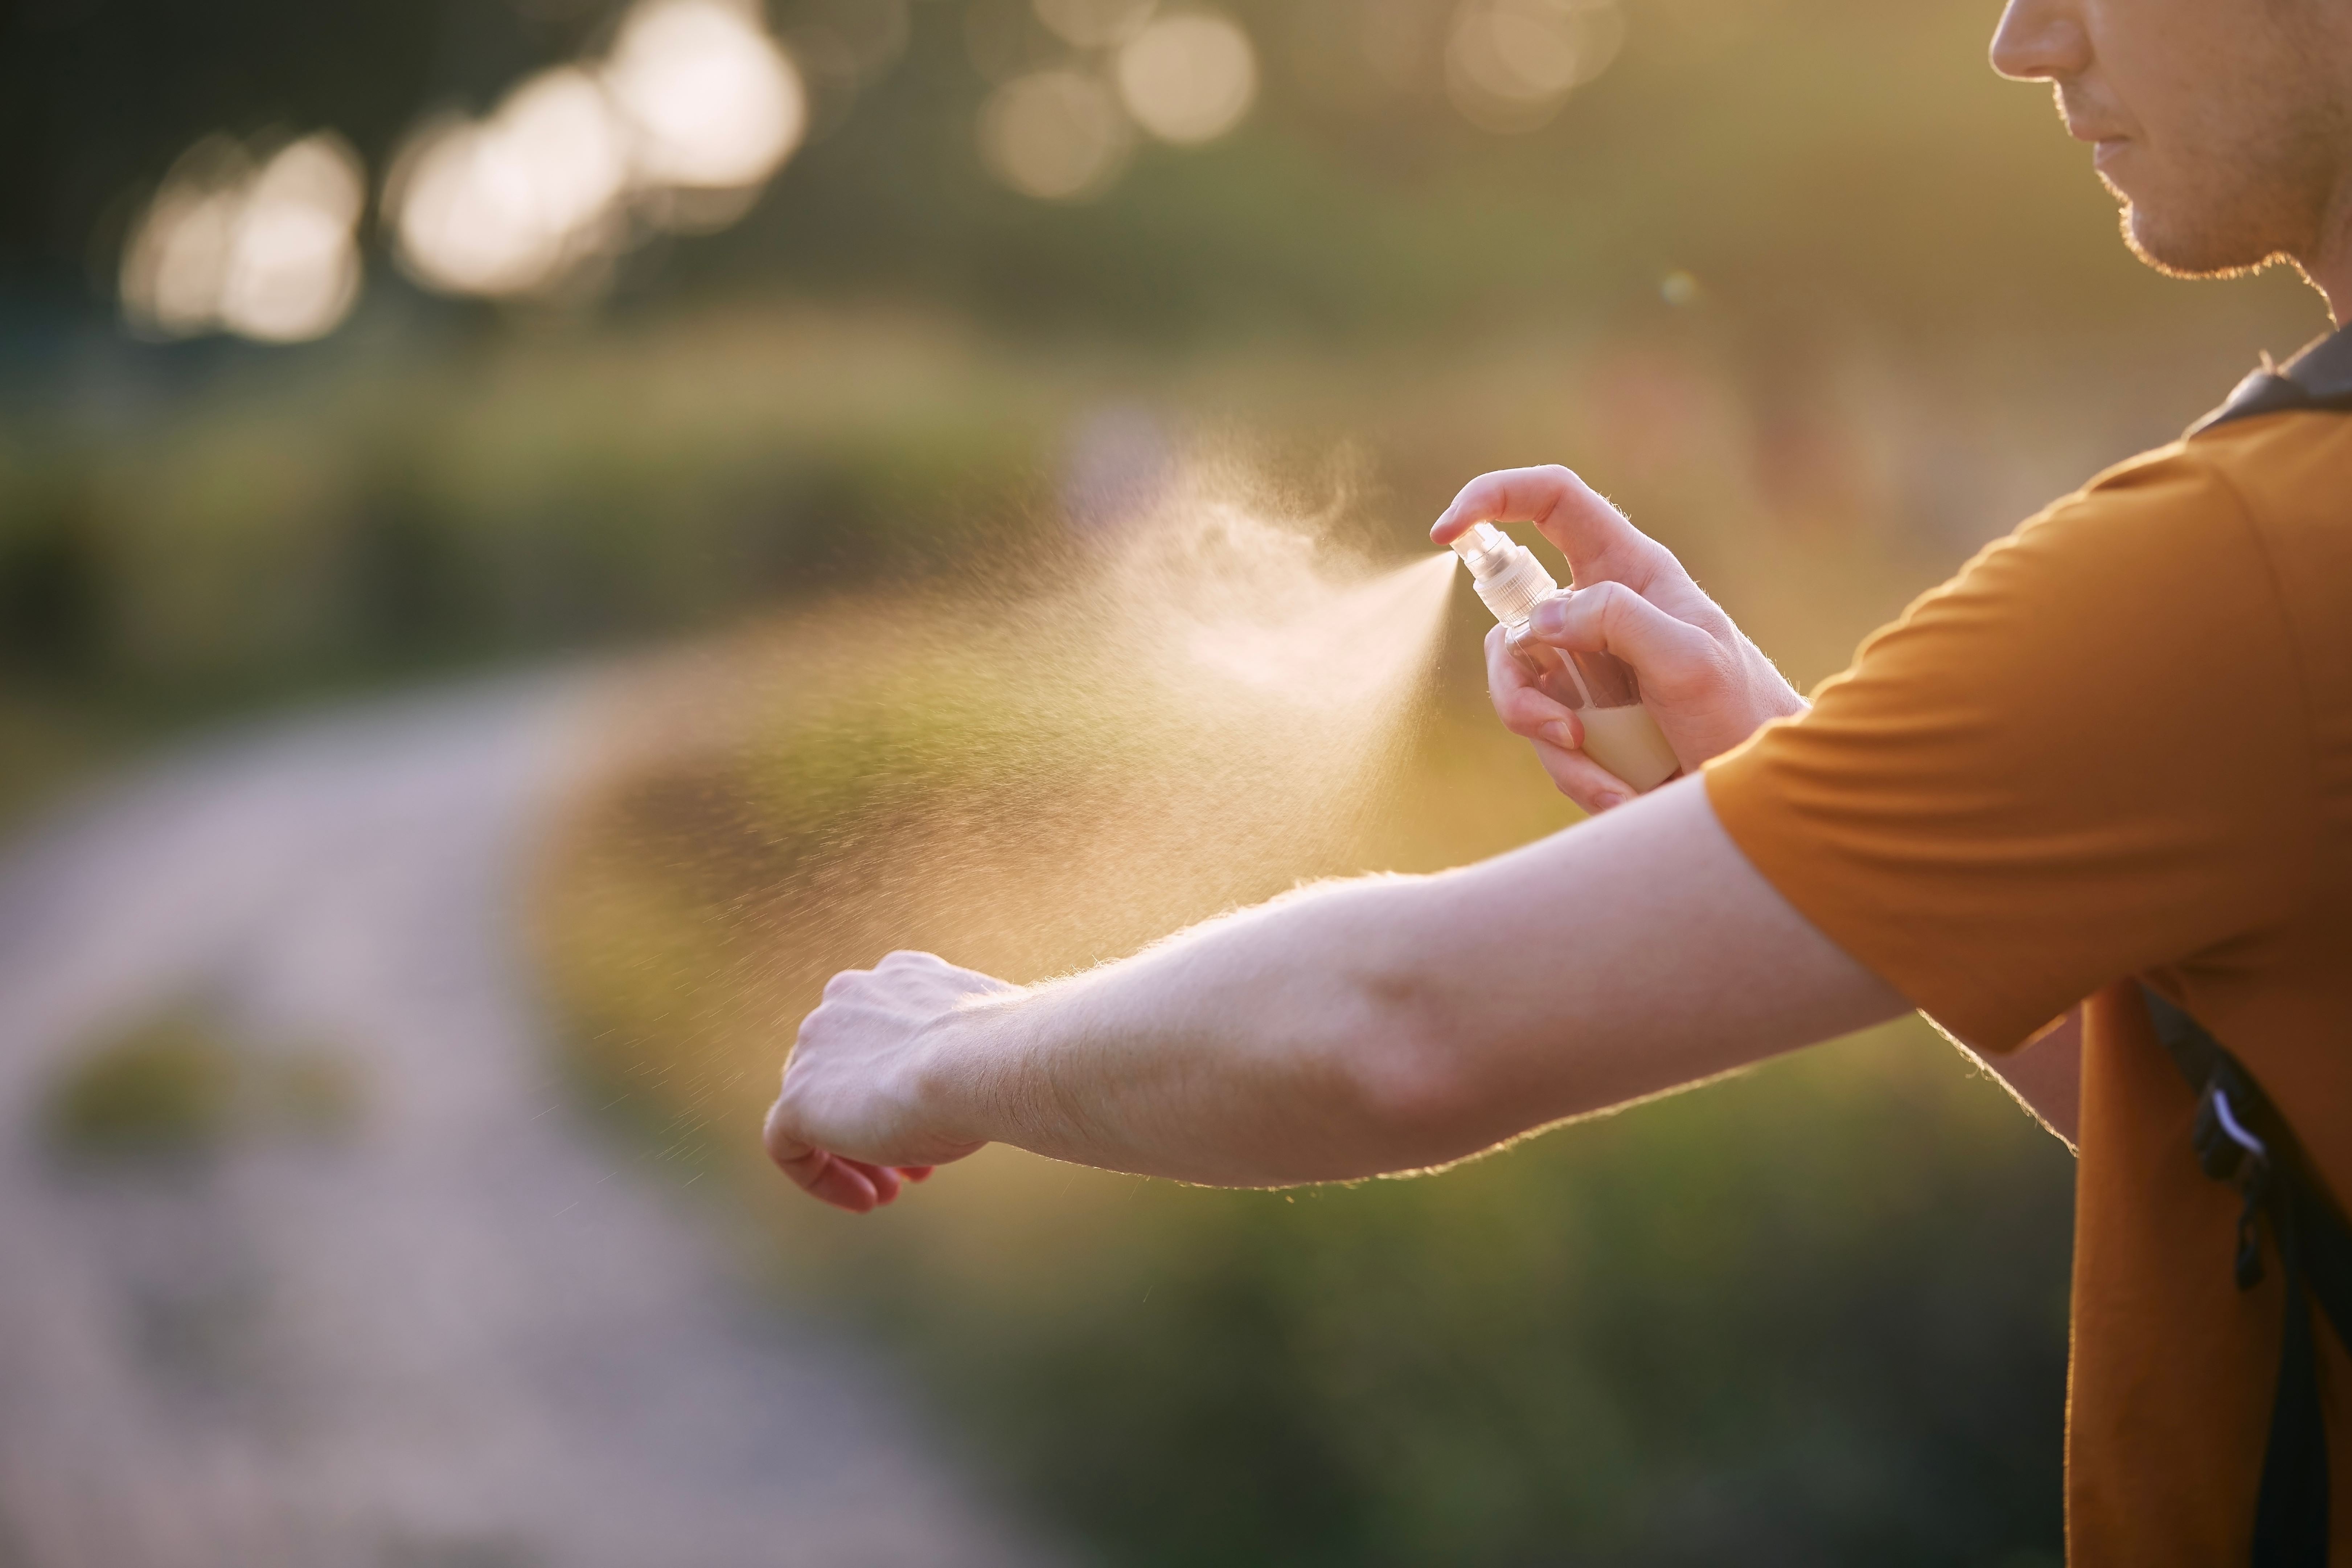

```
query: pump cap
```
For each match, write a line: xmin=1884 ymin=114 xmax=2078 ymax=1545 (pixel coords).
xmin=1448 ymin=523 xmax=1557 ymax=627
xmin=1450 ymin=522 xmax=1508 ymax=562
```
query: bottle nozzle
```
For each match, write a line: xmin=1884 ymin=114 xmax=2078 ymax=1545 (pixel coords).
xmin=1448 ymin=523 xmax=1557 ymax=627
xmin=1449 ymin=521 xmax=1510 ymax=565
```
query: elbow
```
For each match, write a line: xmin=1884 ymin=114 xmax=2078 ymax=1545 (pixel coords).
xmin=1317 ymin=967 xmax=1497 ymax=1173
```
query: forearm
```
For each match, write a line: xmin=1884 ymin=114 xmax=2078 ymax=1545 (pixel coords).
xmin=927 ymin=878 xmax=1449 ymax=1185
xmin=914 ymin=780 xmax=1912 ymax=1187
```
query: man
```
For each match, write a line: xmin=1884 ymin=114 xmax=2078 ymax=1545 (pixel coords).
xmin=763 ymin=0 xmax=2352 ymax=1559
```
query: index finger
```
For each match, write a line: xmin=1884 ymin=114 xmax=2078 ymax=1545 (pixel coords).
xmin=776 ymin=1145 xmax=888 ymax=1214
xmin=1430 ymin=465 xmax=1668 ymax=591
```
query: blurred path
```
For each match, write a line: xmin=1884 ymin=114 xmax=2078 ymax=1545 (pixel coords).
xmin=0 ymin=680 xmax=1055 ymax=1568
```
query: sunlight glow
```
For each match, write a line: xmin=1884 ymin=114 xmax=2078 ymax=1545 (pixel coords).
xmin=121 ymin=132 xmax=365 ymax=344
xmin=1031 ymin=0 xmax=1157 ymax=49
xmin=390 ymin=69 xmax=631 ymax=298
xmin=387 ymin=0 xmax=804 ymax=300
xmin=603 ymin=0 xmax=806 ymax=189
xmin=1115 ymin=12 xmax=1257 ymax=145
xmin=978 ymin=70 xmax=1134 ymax=201
xmin=1445 ymin=0 xmax=1624 ymax=133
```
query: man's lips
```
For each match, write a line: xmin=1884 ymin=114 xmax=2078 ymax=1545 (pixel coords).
xmin=2062 ymin=116 xmax=2133 ymax=172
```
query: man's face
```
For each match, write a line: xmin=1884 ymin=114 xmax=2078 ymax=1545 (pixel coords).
xmin=1990 ymin=0 xmax=2352 ymax=277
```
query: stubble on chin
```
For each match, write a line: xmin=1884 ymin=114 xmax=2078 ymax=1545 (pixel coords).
xmin=2110 ymin=67 xmax=2347 ymax=279
xmin=2117 ymin=200 xmax=2293 ymax=281
xmin=2110 ymin=147 xmax=2326 ymax=281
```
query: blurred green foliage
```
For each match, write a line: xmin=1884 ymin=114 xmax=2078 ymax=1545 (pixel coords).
xmin=42 ymin=1011 xmax=243 ymax=1162
xmin=824 ymin=1032 xmax=2072 ymax=1568
xmin=41 ymin=1005 xmax=364 ymax=1166
xmin=3 ymin=0 xmax=2323 ymax=344
xmin=0 ymin=311 xmax=1073 ymax=714
xmin=0 ymin=0 xmax=2327 ymax=736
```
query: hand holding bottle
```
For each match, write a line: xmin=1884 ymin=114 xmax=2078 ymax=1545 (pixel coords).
xmin=1431 ymin=465 xmax=1808 ymax=813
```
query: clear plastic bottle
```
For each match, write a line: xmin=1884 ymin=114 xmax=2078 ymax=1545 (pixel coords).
xmin=1450 ymin=522 xmax=1682 ymax=792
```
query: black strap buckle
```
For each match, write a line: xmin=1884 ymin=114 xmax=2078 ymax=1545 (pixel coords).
xmin=2197 ymin=1072 xmax=2276 ymax=1290
xmin=2143 ymin=982 xmax=2352 ymax=1567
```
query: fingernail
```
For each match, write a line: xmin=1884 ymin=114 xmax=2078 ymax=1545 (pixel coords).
xmin=1594 ymin=791 xmax=1630 ymax=811
xmin=1530 ymin=597 xmax=1569 ymax=637
xmin=1543 ymin=721 xmax=1577 ymax=750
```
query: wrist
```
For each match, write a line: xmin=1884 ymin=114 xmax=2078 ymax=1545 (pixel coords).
xmin=903 ymin=989 xmax=1027 ymax=1151
xmin=1744 ymin=646 xmax=1808 ymax=720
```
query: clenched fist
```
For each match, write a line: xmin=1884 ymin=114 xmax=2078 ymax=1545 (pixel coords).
xmin=762 ymin=950 xmax=1019 ymax=1212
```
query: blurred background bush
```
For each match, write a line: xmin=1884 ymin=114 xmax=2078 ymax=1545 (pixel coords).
xmin=1 ymin=0 xmax=2333 ymax=1561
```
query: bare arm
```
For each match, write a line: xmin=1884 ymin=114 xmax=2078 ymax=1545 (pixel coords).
xmin=764 ymin=777 xmax=1912 ymax=1203
xmin=764 ymin=463 xmax=2072 ymax=1209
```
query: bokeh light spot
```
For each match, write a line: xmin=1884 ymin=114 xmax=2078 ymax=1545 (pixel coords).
xmin=1031 ymin=0 xmax=1156 ymax=49
xmin=978 ymin=70 xmax=1134 ymax=201
xmin=389 ymin=81 xmax=619 ymax=299
xmin=387 ymin=0 xmax=803 ymax=301
xmin=1115 ymin=12 xmax=1257 ymax=145
xmin=1445 ymin=0 xmax=1624 ymax=133
xmin=120 ymin=132 xmax=365 ymax=344
xmin=603 ymin=0 xmax=807 ymax=190
xmin=390 ymin=67 xmax=635 ymax=299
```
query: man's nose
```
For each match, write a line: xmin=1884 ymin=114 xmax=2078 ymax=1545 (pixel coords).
xmin=1989 ymin=0 xmax=2092 ymax=81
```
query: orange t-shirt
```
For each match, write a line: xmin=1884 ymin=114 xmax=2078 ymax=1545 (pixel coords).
xmin=1704 ymin=397 xmax=2352 ymax=1564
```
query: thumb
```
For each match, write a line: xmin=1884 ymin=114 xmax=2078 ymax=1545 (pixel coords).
xmin=763 ymin=1094 xmax=817 ymax=1167
xmin=1527 ymin=582 xmax=1720 ymax=695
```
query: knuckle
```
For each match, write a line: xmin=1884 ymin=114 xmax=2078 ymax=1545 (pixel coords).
xmin=1671 ymin=638 xmax=1736 ymax=691
xmin=766 ymin=1093 xmax=807 ymax=1149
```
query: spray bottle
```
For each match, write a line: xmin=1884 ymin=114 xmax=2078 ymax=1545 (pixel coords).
xmin=1450 ymin=522 xmax=1682 ymax=792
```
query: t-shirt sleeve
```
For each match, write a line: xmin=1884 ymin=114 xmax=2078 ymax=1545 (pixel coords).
xmin=1703 ymin=445 xmax=2315 ymax=1051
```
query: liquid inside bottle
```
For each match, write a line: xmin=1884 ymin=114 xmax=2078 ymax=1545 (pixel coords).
xmin=1449 ymin=524 xmax=1682 ymax=792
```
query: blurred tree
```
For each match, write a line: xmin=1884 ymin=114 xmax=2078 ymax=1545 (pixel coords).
xmin=7 ymin=0 xmax=2298 ymax=349
xmin=0 ymin=472 xmax=105 ymax=678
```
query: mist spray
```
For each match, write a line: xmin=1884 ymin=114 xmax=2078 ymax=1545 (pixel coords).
xmin=1450 ymin=523 xmax=1682 ymax=792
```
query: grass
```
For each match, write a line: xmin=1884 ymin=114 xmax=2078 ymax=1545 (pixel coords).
xmin=40 ymin=1003 xmax=364 ymax=1169
xmin=41 ymin=1011 xmax=243 ymax=1163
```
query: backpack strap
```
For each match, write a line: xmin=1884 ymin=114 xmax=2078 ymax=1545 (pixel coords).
xmin=2142 ymin=984 xmax=2352 ymax=1567
xmin=2189 ymin=327 xmax=2352 ymax=436
xmin=2137 ymin=325 xmax=2352 ymax=1560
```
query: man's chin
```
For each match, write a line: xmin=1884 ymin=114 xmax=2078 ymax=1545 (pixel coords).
xmin=2119 ymin=203 xmax=2283 ymax=280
